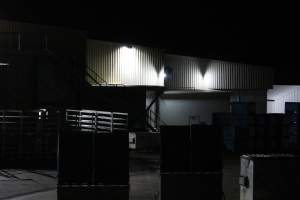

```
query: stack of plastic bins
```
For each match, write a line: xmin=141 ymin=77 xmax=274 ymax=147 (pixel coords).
xmin=212 ymin=112 xmax=234 ymax=152
xmin=255 ymin=114 xmax=267 ymax=153
xmin=232 ymin=114 xmax=256 ymax=154
xmin=57 ymin=129 xmax=129 ymax=200
xmin=160 ymin=125 xmax=223 ymax=200
xmin=240 ymin=154 xmax=300 ymax=200
xmin=265 ymin=114 xmax=284 ymax=153
xmin=284 ymin=102 xmax=300 ymax=152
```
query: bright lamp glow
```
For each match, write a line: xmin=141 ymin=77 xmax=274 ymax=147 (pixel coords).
xmin=0 ymin=63 xmax=9 ymax=66
xmin=203 ymin=72 xmax=212 ymax=89
xmin=0 ymin=58 xmax=10 ymax=67
xmin=118 ymin=45 xmax=163 ymax=86
xmin=120 ymin=46 xmax=136 ymax=85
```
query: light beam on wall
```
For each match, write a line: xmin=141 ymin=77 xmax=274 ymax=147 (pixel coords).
xmin=118 ymin=45 xmax=164 ymax=86
xmin=203 ymin=72 xmax=212 ymax=90
xmin=158 ymin=69 xmax=166 ymax=85
xmin=120 ymin=46 xmax=135 ymax=85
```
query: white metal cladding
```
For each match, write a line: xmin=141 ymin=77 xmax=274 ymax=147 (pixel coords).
xmin=164 ymin=55 xmax=208 ymax=90
xmin=165 ymin=54 xmax=274 ymax=90
xmin=86 ymin=40 xmax=164 ymax=86
xmin=267 ymin=85 xmax=300 ymax=113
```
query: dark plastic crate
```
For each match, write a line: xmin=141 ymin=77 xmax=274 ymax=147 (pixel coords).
xmin=58 ymin=130 xmax=93 ymax=185
xmin=161 ymin=173 xmax=222 ymax=200
xmin=57 ymin=185 xmax=129 ymax=200
xmin=94 ymin=133 xmax=129 ymax=185
xmin=190 ymin=125 xmax=223 ymax=172
xmin=160 ymin=126 xmax=190 ymax=173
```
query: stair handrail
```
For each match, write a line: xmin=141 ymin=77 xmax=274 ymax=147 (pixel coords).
xmin=147 ymin=109 xmax=167 ymax=131
xmin=86 ymin=67 xmax=108 ymax=85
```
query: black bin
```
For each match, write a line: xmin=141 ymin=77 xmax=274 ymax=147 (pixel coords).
xmin=160 ymin=126 xmax=190 ymax=172
xmin=94 ymin=133 xmax=129 ymax=185
xmin=58 ymin=130 xmax=93 ymax=185
xmin=190 ymin=125 xmax=222 ymax=172
xmin=161 ymin=173 xmax=222 ymax=200
xmin=57 ymin=185 xmax=129 ymax=200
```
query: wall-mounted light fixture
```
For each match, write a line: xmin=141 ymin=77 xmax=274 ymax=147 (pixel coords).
xmin=164 ymin=65 xmax=173 ymax=79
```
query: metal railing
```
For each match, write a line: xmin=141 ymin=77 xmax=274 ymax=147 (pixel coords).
xmin=86 ymin=67 xmax=126 ymax=87
xmin=147 ymin=109 xmax=167 ymax=132
xmin=0 ymin=109 xmax=59 ymax=168
xmin=86 ymin=67 xmax=108 ymax=85
xmin=65 ymin=109 xmax=128 ymax=133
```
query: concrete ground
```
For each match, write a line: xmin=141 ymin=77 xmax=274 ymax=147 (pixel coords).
xmin=223 ymin=154 xmax=240 ymax=200
xmin=0 ymin=170 xmax=56 ymax=200
xmin=129 ymin=152 xmax=241 ymax=200
xmin=0 ymin=152 xmax=241 ymax=200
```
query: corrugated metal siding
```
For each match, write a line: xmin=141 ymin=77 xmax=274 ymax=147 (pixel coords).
xmin=0 ymin=19 xmax=83 ymax=34
xmin=86 ymin=40 xmax=164 ymax=86
xmin=0 ymin=19 xmax=86 ymax=56
xmin=205 ymin=60 xmax=274 ymax=90
xmin=0 ymin=20 xmax=26 ymax=32
xmin=267 ymin=86 xmax=300 ymax=113
xmin=165 ymin=54 xmax=274 ymax=90
xmin=164 ymin=55 xmax=207 ymax=90
xmin=0 ymin=19 xmax=86 ymax=97
xmin=0 ymin=20 xmax=49 ymax=32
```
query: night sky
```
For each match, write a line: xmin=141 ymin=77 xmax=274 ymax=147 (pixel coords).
xmin=1 ymin=3 xmax=299 ymax=84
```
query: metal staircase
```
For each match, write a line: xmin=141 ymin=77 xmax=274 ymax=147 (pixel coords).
xmin=147 ymin=109 xmax=166 ymax=132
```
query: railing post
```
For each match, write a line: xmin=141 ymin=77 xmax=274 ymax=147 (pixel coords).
xmin=79 ymin=111 xmax=82 ymax=130
xmin=17 ymin=32 xmax=21 ymax=51
xmin=111 ymin=112 xmax=114 ymax=133
xmin=44 ymin=32 xmax=48 ymax=51
xmin=94 ymin=111 xmax=98 ymax=133
xmin=19 ymin=110 xmax=24 ymax=160
xmin=1 ymin=111 xmax=5 ymax=159
xmin=126 ymin=114 xmax=129 ymax=131
xmin=56 ymin=110 xmax=61 ymax=176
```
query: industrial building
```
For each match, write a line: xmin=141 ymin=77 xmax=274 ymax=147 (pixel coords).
xmin=1 ymin=19 xmax=274 ymax=130
xmin=86 ymin=39 xmax=273 ymax=129
xmin=1 ymin=19 xmax=300 ymax=200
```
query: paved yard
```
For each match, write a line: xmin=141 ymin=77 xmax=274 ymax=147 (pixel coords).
xmin=0 ymin=152 xmax=241 ymax=200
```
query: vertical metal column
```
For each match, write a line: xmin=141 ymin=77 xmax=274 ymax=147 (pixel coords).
xmin=18 ymin=111 xmax=24 ymax=160
xmin=92 ymin=112 xmax=96 ymax=185
xmin=111 ymin=113 xmax=114 ymax=133
xmin=17 ymin=33 xmax=21 ymax=51
xmin=1 ymin=111 xmax=5 ymax=160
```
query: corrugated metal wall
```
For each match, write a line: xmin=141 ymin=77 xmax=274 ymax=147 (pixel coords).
xmin=0 ymin=19 xmax=83 ymax=34
xmin=164 ymin=55 xmax=207 ymax=90
xmin=267 ymin=86 xmax=300 ymax=113
xmin=86 ymin=40 xmax=164 ymax=86
xmin=165 ymin=54 xmax=274 ymax=90
xmin=0 ymin=19 xmax=86 ymax=61
xmin=0 ymin=19 xmax=35 ymax=32
xmin=0 ymin=19 xmax=86 ymax=108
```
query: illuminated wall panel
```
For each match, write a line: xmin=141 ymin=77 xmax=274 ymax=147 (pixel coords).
xmin=86 ymin=40 xmax=164 ymax=86
xmin=267 ymin=85 xmax=300 ymax=113
xmin=165 ymin=54 xmax=274 ymax=90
